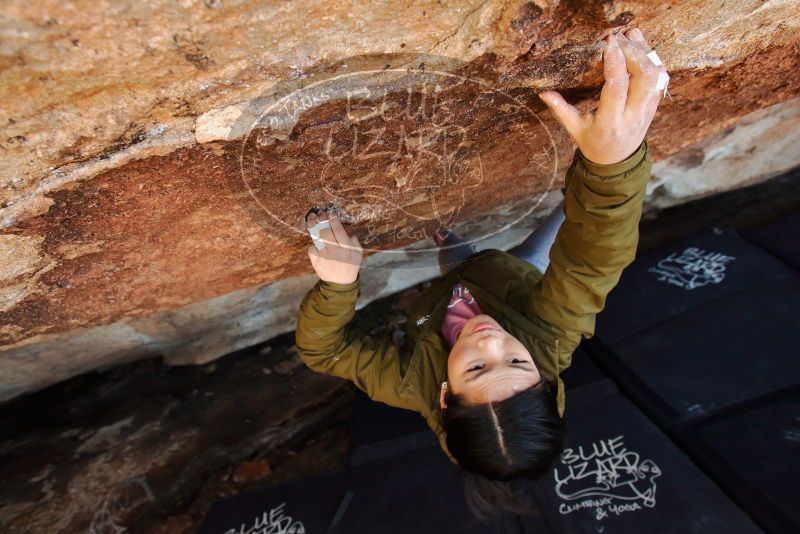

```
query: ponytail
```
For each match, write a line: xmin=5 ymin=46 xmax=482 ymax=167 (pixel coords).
xmin=462 ymin=471 xmax=540 ymax=523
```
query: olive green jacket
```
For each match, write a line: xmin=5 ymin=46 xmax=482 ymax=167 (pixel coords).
xmin=295 ymin=139 xmax=652 ymax=463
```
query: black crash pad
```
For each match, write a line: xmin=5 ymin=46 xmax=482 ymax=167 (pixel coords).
xmin=596 ymin=226 xmax=796 ymax=344
xmin=677 ymin=392 xmax=800 ymax=533
xmin=531 ymin=379 xmax=762 ymax=534
xmin=347 ymin=388 xmax=435 ymax=467
xmin=605 ymin=277 xmax=800 ymax=424
xmin=198 ymin=467 xmax=350 ymax=534
xmin=560 ymin=345 xmax=607 ymax=391
xmin=740 ymin=211 xmax=800 ymax=271
xmin=199 ymin=442 xmax=548 ymax=534
xmin=338 ymin=444 xmax=543 ymax=534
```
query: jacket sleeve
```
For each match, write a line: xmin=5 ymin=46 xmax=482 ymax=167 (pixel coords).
xmin=294 ymin=273 xmax=417 ymax=411
xmin=528 ymin=139 xmax=652 ymax=371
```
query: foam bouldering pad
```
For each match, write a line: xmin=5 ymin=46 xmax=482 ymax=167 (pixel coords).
xmin=199 ymin=442 xmax=545 ymax=534
xmin=740 ymin=211 xmax=800 ymax=271
xmin=347 ymin=388 xmax=436 ymax=467
xmin=604 ymin=277 xmax=800 ymax=423
xmin=339 ymin=444 xmax=537 ymax=534
xmin=677 ymin=392 xmax=800 ymax=533
xmin=560 ymin=345 xmax=607 ymax=391
xmin=530 ymin=379 xmax=762 ymax=534
xmin=198 ymin=468 xmax=350 ymax=534
xmin=596 ymin=226 xmax=796 ymax=344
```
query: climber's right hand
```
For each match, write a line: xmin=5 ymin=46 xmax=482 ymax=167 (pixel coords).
xmin=538 ymin=26 xmax=668 ymax=166
xmin=306 ymin=209 xmax=363 ymax=285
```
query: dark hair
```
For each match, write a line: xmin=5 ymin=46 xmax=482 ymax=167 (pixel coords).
xmin=441 ymin=380 xmax=566 ymax=522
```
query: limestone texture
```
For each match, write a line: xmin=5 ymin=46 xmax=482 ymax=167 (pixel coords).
xmin=1 ymin=0 xmax=799 ymax=401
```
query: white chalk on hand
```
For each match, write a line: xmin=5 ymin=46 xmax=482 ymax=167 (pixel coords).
xmin=308 ymin=219 xmax=331 ymax=251
xmin=655 ymin=70 xmax=670 ymax=97
xmin=655 ymin=70 xmax=669 ymax=89
xmin=646 ymin=50 xmax=663 ymax=66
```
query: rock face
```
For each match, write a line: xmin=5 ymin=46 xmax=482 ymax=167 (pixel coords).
xmin=1 ymin=0 xmax=799 ymax=402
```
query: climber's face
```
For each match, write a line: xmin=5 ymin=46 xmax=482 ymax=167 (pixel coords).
xmin=441 ymin=314 xmax=541 ymax=408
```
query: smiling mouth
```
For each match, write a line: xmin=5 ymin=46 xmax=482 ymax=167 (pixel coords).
xmin=472 ymin=322 xmax=496 ymax=334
